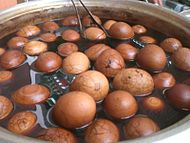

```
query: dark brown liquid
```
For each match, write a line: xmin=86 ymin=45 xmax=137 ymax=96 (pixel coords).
xmin=0 ymin=19 xmax=189 ymax=142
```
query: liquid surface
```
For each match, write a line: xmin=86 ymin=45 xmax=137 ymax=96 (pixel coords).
xmin=0 ymin=18 xmax=189 ymax=142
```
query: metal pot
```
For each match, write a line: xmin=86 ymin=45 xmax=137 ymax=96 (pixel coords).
xmin=0 ymin=0 xmax=189 ymax=142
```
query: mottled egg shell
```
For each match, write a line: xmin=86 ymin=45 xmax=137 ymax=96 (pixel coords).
xmin=85 ymin=119 xmax=119 ymax=143
xmin=62 ymin=52 xmax=90 ymax=74
xmin=16 ymin=25 xmax=40 ymax=37
xmin=12 ymin=84 xmax=50 ymax=105
xmin=124 ymin=115 xmax=160 ymax=139
xmin=160 ymin=38 xmax=182 ymax=53
xmin=70 ymin=70 xmax=109 ymax=101
xmin=85 ymin=44 xmax=111 ymax=61
xmin=95 ymin=49 xmax=125 ymax=77
xmin=38 ymin=128 xmax=77 ymax=143
xmin=0 ymin=96 xmax=13 ymax=120
xmin=172 ymin=47 xmax=190 ymax=71
xmin=113 ymin=68 xmax=154 ymax=96
xmin=84 ymin=27 xmax=106 ymax=41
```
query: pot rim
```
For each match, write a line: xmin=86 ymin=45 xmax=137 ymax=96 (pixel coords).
xmin=0 ymin=0 xmax=189 ymax=143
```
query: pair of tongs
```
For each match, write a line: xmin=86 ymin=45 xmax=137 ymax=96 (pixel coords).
xmin=71 ymin=0 xmax=145 ymax=48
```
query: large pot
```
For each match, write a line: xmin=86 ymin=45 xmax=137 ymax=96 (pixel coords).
xmin=0 ymin=0 xmax=189 ymax=143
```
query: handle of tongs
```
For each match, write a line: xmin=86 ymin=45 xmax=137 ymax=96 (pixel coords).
xmin=77 ymin=0 xmax=109 ymax=36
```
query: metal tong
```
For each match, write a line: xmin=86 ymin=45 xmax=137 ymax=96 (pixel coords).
xmin=71 ymin=0 xmax=145 ymax=48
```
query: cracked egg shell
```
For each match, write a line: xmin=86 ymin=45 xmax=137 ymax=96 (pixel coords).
xmin=104 ymin=90 xmax=138 ymax=119
xmin=62 ymin=52 xmax=90 ymax=74
xmin=82 ymin=15 xmax=102 ymax=27
xmin=85 ymin=119 xmax=119 ymax=143
xmin=172 ymin=47 xmax=190 ymax=71
xmin=23 ymin=40 xmax=48 ymax=56
xmin=160 ymin=38 xmax=182 ymax=53
xmin=95 ymin=49 xmax=125 ymax=77
xmin=61 ymin=16 xmax=79 ymax=26
xmin=84 ymin=27 xmax=106 ymax=41
xmin=124 ymin=115 xmax=160 ymax=139
xmin=7 ymin=36 xmax=29 ymax=49
xmin=109 ymin=22 xmax=134 ymax=40
xmin=58 ymin=42 xmax=78 ymax=57
xmin=70 ymin=70 xmax=109 ymax=101
xmin=0 ymin=96 xmax=13 ymax=120
xmin=0 ymin=50 xmax=26 ymax=70
xmin=38 ymin=128 xmax=77 ymax=143
xmin=132 ymin=25 xmax=147 ymax=34
xmin=16 ymin=25 xmax=40 ymax=38
xmin=35 ymin=52 xmax=62 ymax=73
xmin=165 ymin=84 xmax=190 ymax=110
xmin=84 ymin=44 xmax=111 ymax=61
xmin=62 ymin=29 xmax=80 ymax=42
xmin=116 ymin=43 xmax=139 ymax=62
xmin=113 ymin=68 xmax=154 ymax=96
xmin=136 ymin=44 xmax=167 ymax=72
xmin=42 ymin=21 xmax=59 ymax=32
xmin=153 ymin=72 xmax=176 ymax=90
xmin=52 ymin=91 xmax=96 ymax=129
xmin=7 ymin=111 xmax=37 ymax=135
xmin=103 ymin=20 xmax=117 ymax=30
xmin=12 ymin=84 xmax=50 ymax=105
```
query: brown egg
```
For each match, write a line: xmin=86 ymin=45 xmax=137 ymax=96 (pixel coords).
xmin=7 ymin=36 xmax=29 ymax=49
xmin=52 ymin=91 xmax=96 ymax=129
xmin=35 ymin=52 xmax=62 ymax=73
xmin=104 ymin=90 xmax=138 ymax=119
xmin=142 ymin=96 xmax=165 ymax=112
xmin=0 ymin=48 xmax=5 ymax=56
xmin=172 ymin=47 xmax=190 ymax=71
xmin=23 ymin=41 xmax=48 ymax=56
xmin=116 ymin=43 xmax=139 ymax=62
xmin=82 ymin=15 xmax=102 ymax=27
xmin=84 ymin=44 xmax=111 ymax=61
xmin=0 ymin=70 xmax=13 ymax=83
xmin=61 ymin=16 xmax=79 ymax=26
xmin=136 ymin=44 xmax=167 ymax=72
xmin=0 ymin=50 xmax=26 ymax=69
xmin=12 ymin=84 xmax=50 ymax=105
xmin=132 ymin=25 xmax=147 ymax=34
xmin=165 ymin=84 xmax=190 ymax=110
xmin=109 ymin=22 xmax=134 ymax=40
xmin=70 ymin=70 xmax=109 ymax=101
xmin=16 ymin=25 xmax=40 ymax=37
xmin=95 ymin=49 xmax=125 ymax=77
xmin=160 ymin=38 xmax=182 ymax=53
xmin=85 ymin=119 xmax=119 ymax=143
xmin=62 ymin=52 xmax=90 ymax=74
xmin=113 ymin=68 xmax=154 ymax=96
xmin=38 ymin=128 xmax=77 ymax=143
xmin=39 ymin=33 xmax=57 ymax=42
xmin=84 ymin=27 xmax=106 ymax=41
xmin=103 ymin=20 xmax=117 ymax=30
xmin=62 ymin=29 xmax=80 ymax=42
xmin=139 ymin=36 xmax=157 ymax=44
xmin=124 ymin=115 xmax=160 ymax=139
xmin=57 ymin=42 xmax=78 ymax=57
xmin=42 ymin=21 xmax=59 ymax=32
xmin=7 ymin=111 xmax=37 ymax=135
xmin=0 ymin=96 xmax=13 ymax=120
xmin=153 ymin=72 xmax=176 ymax=90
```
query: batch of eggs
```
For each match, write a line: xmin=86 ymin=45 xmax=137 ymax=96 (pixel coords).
xmin=0 ymin=14 xmax=190 ymax=143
